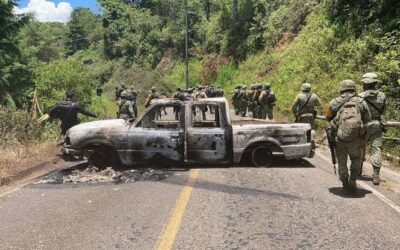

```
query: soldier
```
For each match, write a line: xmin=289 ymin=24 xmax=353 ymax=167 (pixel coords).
xmin=118 ymin=90 xmax=135 ymax=119
xmin=48 ymin=90 xmax=97 ymax=135
xmin=192 ymin=86 xmax=208 ymax=119
xmin=291 ymin=83 xmax=321 ymax=128
xmin=96 ymin=85 xmax=103 ymax=97
xmin=184 ymin=88 xmax=194 ymax=101
xmin=359 ymin=73 xmax=387 ymax=185
xmin=128 ymin=86 xmax=138 ymax=117
xmin=258 ymin=83 xmax=277 ymax=120
xmin=114 ymin=86 xmax=121 ymax=100
xmin=231 ymin=85 xmax=241 ymax=115
xmin=144 ymin=86 xmax=159 ymax=108
xmin=208 ymin=85 xmax=216 ymax=98
xmin=326 ymin=80 xmax=371 ymax=194
xmin=246 ymin=84 xmax=256 ymax=118
xmin=216 ymin=86 xmax=224 ymax=97
xmin=172 ymin=87 xmax=183 ymax=100
xmin=253 ymin=84 xmax=263 ymax=118
xmin=172 ymin=87 xmax=184 ymax=120
xmin=238 ymin=85 xmax=248 ymax=117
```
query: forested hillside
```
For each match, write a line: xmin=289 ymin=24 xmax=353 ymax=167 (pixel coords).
xmin=1 ymin=0 xmax=400 ymax=160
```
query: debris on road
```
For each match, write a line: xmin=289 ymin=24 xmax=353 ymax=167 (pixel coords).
xmin=33 ymin=164 xmax=173 ymax=185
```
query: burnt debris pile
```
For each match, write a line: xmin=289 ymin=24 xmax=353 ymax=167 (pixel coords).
xmin=34 ymin=164 xmax=173 ymax=185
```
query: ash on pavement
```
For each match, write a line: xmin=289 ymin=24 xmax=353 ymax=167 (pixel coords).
xmin=33 ymin=163 xmax=174 ymax=185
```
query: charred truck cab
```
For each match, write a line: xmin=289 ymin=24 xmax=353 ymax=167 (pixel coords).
xmin=63 ymin=98 xmax=314 ymax=168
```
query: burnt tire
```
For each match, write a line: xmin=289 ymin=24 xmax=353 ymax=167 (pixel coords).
xmin=88 ymin=147 xmax=120 ymax=169
xmin=251 ymin=146 xmax=273 ymax=167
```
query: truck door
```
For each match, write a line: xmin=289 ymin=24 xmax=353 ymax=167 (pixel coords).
xmin=185 ymin=103 xmax=229 ymax=164
xmin=127 ymin=103 xmax=184 ymax=165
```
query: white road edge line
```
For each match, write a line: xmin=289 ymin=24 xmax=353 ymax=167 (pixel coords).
xmin=316 ymin=151 xmax=400 ymax=215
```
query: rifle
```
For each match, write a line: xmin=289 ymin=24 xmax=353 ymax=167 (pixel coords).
xmin=325 ymin=127 xmax=337 ymax=175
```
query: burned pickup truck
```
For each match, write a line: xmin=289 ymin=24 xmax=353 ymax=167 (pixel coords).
xmin=63 ymin=98 xmax=314 ymax=168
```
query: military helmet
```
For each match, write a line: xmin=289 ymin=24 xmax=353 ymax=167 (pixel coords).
xmin=255 ymin=83 xmax=262 ymax=90
xmin=340 ymin=80 xmax=356 ymax=92
xmin=250 ymin=84 xmax=255 ymax=90
xmin=242 ymin=84 xmax=247 ymax=90
xmin=361 ymin=72 xmax=379 ymax=84
xmin=264 ymin=83 xmax=271 ymax=89
xmin=301 ymin=83 xmax=311 ymax=92
xmin=120 ymin=91 xmax=131 ymax=99
xmin=151 ymin=86 xmax=156 ymax=92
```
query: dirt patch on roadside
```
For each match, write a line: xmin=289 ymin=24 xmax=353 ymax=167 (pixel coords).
xmin=0 ymin=143 xmax=58 ymax=180
xmin=34 ymin=164 xmax=174 ymax=185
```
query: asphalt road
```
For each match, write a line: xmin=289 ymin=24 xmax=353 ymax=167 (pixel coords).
xmin=1 ymin=151 xmax=400 ymax=250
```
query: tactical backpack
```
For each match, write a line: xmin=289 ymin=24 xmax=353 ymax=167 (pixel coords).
xmin=334 ymin=99 xmax=364 ymax=142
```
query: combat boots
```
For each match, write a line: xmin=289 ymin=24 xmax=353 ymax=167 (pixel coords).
xmin=348 ymin=179 xmax=358 ymax=194
xmin=341 ymin=179 xmax=349 ymax=194
xmin=372 ymin=166 xmax=380 ymax=185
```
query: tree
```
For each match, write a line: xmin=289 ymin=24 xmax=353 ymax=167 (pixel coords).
xmin=35 ymin=59 xmax=96 ymax=111
xmin=0 ymin=0 xmax=31 ymax=108
xmin=66 ymin=8 xmax=103 ymax=55
xmin=100 ymin=0 xmax=162 ymax=67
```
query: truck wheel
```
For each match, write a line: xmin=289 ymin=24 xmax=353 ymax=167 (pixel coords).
xmin=251 ymin=146 xmax=273 ymax=167
xmin=88 ymin=147 xmax=120 ymax=169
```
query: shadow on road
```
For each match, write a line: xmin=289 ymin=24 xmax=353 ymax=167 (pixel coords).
xmin=328 ymin=187 xmax=372 ymax=198
xmin=163 ymin=177 xmax=301 ymax=200
xmin=270 ymin=158 xmax=315 ymax=169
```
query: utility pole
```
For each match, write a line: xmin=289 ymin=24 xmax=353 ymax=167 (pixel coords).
xmin=185 ymin=0 xmax=189 ymax=89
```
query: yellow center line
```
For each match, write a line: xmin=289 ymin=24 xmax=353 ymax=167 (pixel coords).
xmin=157 ymin=169 xmax=200 ymax=250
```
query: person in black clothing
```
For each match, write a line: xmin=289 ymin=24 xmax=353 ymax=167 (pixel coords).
xmin=96 ymin=85 xmax=103 ymax=96
xmin=49 ymin=91 xmax=97 ymax=135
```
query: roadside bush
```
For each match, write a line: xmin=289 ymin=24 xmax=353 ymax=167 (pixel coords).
xmin=0 ymin=108 xmax=58 ymax=149
xmin=35 ymin=59 xmax=96 ymax=112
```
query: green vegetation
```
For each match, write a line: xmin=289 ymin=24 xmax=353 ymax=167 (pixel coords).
xmin=0 ymin=0 xmax=399 ymax=162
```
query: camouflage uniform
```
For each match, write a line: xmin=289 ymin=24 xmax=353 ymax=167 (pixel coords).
xmin=231 ymin=85 xmax=241 ymax=115
xmin=118 ymin=90 xmax=135 ymax=119
xmin=238 ymin=85 xmax=248 ymax=117
xmin=144 ymin=87 xmax=159 ymax=108
xmin=291 ymin=83 xmax=321 ymax=129
xmin=359 ymin=73 xmax=387 ymax=185
xmin=246 ymin=84 xmax=256 ymax=117
xmin=216 ymin=86 xmax=224 ymax=97
xmin=252 ymin=84 xmax=262 ymax=119
xmin=258 ymin=83 xmax=276 ymax=120
xmin=172 ymin=88 xmax=184 ymax=120
xmin=129 ymin=87 xmax=138 ymax=117
xmin=326 ymin=80 xmax=371 ymax=194
xmin=193 ymin=86 xmax=208 ymax=120
xmin=115 ymin=86 xmax=121 ymax=100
